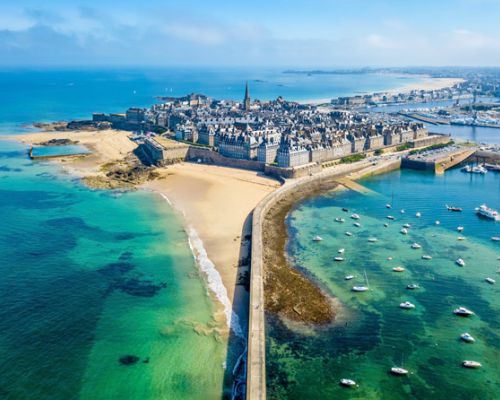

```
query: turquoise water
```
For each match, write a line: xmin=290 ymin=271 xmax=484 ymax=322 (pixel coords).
xmin=0 ymin=68 xmax=420 ymax=133
xmin=266 ymin=167 xmax=499 ymax=399
xmin=0 ymin=140 xmax=230 ymax=399
xmin=31 ymin=144 xmax=91 ymax=157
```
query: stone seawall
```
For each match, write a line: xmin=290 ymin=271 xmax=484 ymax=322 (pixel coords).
xmin=246 ymin=157 xmax=401 ymax=400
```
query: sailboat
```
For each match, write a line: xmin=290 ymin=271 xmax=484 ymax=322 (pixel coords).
xmin=391 ymin=354 xmax=409 ymax=376
xmin=352 ymin=270 xmax=369 ymax=292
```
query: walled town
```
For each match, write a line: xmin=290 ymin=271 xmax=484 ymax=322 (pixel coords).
xmin=90 ymin=83 xmax=451 ymax=177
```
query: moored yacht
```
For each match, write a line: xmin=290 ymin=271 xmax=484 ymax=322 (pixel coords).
xmin=400 ymin=209 xmax=405 ymax=214
xmin=386 ymin=204 xmax=392 ymax=209
xmin=393 ymin=266 xmax=405 ymax=272
xmin=456 ymin=258 xmax=466 ymax=267
xmin=485 ymin=277 xmax=495 ymax=284
xmin=491 ymin=236 xmax=500 ymax=241
xmin=352 ymin=270 xmax=369 ymax=292
xmin=334 ymin=256 xmax=344 ymax=262
xmin=353 ymin=222 xmax=361 ymax=227
xmin=387 ymin=215 xmax=395 ymax=220
xmin=338 ymin=248 xmax=345 ymax=254
xmin=345 ymin=231 xmax=353 ymax=236
xmin=407 ymin=283 xmax=420 ymax=290
xmin=457 ymin=226 xmax=464 ymax=232
xmin=351 ymin=213 xmax=360 ymax=220
xmin=340 ymin=378 xmax=356 ymax=387
xmin=435 ymin=220 xmax=440 ymax=225
xmin=457 ymin=236 xmax=466 ymax=241
xmin=342 ymin=207 xmax=349 ymax=212
xmin=403 ymin=223 xmax=411 ymax=228
xmin=446 ymin=205 xmax=463 ymax=212
xmin=454 ymin=307 xmax=474 ymax=316
xmin=344 ymin=275 xmax=355 ymax=280
xmin=368 ymin=237 xmax=378 ymax=242
xmin=475 ymin=204 xmax=500 ymax=221
xmin=313 ymin=236 xmax=323 ymax=242
xmin=411 ymin=243 xmax=421 ymax=249
xmin=400 ymin=228 xmax=408 ymax=235
xmin=462 ymin=360 xmax=482 ymax=369
xmin=460 ymin=333 xmax=475 ymax=343
xmin=400 ymin=301 xmax=415 ymax=309
xmin=335 ymin=217 xmax=345 ymax=223
xmin=416 ymin=212 xmax=421 ymax=218
xmin=390 ymin=367 xmax=409 ymax=376
xmin=422 ymin=255 xmax=432 ymax=260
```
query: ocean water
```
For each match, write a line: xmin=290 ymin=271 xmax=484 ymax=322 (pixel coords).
xmin=0 ymin=140 xmax=230 ymax=399
xmin=266 ymin=167 xmax=499 ymax=399
xmin=0 ymin=67 xmax=421 ymax=134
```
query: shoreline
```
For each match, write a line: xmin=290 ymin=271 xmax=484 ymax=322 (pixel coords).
xmin=299 ymin=75 xmax=465 ymax=105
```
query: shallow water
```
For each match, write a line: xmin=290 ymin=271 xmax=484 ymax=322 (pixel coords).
xmin=0 ymin=140 xmax=229 ymax=399
xmin=31 ymin=144 xmax=91 ymax=157
xmin=266 ymin=167 xmax=499 ymax=399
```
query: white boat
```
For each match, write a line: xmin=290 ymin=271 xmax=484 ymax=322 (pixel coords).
xmin=368 ymin=237 xmax=378 ymax=242
xmin=454 ymin=307 xmax=474 ymax=316
xmin=457 ymin=226 xmax=464 ymax=232
xmin=387 ymin=215 xmax=395 ymax=220
xmin=422 ymin=255 xmax=432 ymax=260
xmin=435 ymin=220 xmax=440 ymax=225
xmin=407 ymin=283 xmax=420 ymax=290
xmin=340 ymin=378 xmax=356 ymax=387
xmin=345 ymin=231 xmax=353 ymax=236
xmin=344 ymin=275 xmax=355 ymax=280
xmin=353 ymin=222 xmax=361 ymax=227
xmin=491 ymin=236 xmax=500 ymax=242
xmin=387 ymin=256 xmax=393 ymax=260
xmin=462 ymin=165 xmax=487 ymax=174
xmin=384 ymin=223 xmax=389 ymax=227
xmin=403 ymin=223 xmax=411 ymax=228
xmin=462 ymin=360 xmax=482 ymax=369
xmin=351 ymin=213 xmax=360 ymax=220
xmin=312 ymin=236 xmax=323 ymax=242
xmin=386 ymin=204 xmax=392 ymax=209
xmin=456 ymin=258 xmax=466 ymax=267
xmin=460 ymin=333 xmax=475 ymax=343
xmin=400 ymin=209 xmax=405 ymax=214
xmin=393 ymin=266 xmax=405 ymax=272
xmin=338 ymin=248 xmax=345 ymax=254
xmin=334 ymin=256 xmax=344 ymax=262
xmin=390 ymin=367 xmax=409 ymax=376
xmin=400 ymin=228 xmax=408 ymax=235
xmin=485 ymin=277 xmax=496 ymax=284
xmin=475 ymin=204 xmax=500 ymax=221
xmin=457 ymin=236 xmax=466 ymax=241
xmin=416 ymin=212 xmax=421 ymax=218
xmin=400 ymin=301 xmax=415 ymax=309
xmin=335 ymin=217 xmax=345 ymax=223
xmin=352 ymin=270 xmax=369 ymax=292
xmin=411 ymin=243 xmax=421 ymax=249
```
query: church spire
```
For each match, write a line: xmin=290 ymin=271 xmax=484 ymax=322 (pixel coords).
xmin=243 ymin=82 xmax=250 ymax=111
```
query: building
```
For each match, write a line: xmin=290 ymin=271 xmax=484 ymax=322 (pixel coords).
xmin=276 ymin=135 xmax=310 ymax=168
xmin=243 ymin=82 xmax=251 ymax=111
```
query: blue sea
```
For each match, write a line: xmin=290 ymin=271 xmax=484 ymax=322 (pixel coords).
xmin=0 ymin=68 xmax=498 ymax=399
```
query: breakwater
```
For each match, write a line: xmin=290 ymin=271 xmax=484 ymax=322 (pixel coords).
xmin=246 ymin=157 xmax=401 ymax=400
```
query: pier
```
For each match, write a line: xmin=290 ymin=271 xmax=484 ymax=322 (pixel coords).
xmin=401 ymin=147 xmax=476 ymax=174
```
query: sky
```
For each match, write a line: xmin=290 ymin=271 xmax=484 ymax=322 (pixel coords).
xmin=0 ymin=0 xmax=499 ymax=67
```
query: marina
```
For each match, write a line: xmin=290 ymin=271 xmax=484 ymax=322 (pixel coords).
xmin=266 ymin=167 xmax=499 ymax=400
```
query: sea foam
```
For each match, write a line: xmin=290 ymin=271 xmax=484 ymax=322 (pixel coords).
xmin=159 ymin=193 xmax=244 ymax=338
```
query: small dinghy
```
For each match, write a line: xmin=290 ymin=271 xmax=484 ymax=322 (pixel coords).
xmin=335 ymin=217 xmax=345 ymax=223
xmin=400 ymin=301 xmax=415 ymax=309
xmin=411 ymin=243 xmax=421 ymax=249
xmin=345 ymin=231 xmax=353 ymax=236
xmin=435 ymin=220 xmax=440 ymax=225
xmin=387 ymin=215 xmax=395 ymax=220
xmin=393 ymin=266 xmax=405 ymax=272
xmin=403 ymin=223 xmax=411 ymax=228
xmin=485 ymin=277 xmax=495 ymax=284
xmin=351 ymin=213 xmax=360 ymax=220
xmin=416 ymin=212 xmax=421 ymax=218
xmin=353 ymin=222 xmax=361 ymax=227
xmin=457 ymin=226 xmax=464 ymax=232
xmin=368 ymin=237 xmax=378 ymax=242
xmin=334 ymin=256 xmax=344 ymax=262
xmin=422 ymin=255 xmax=432 ymax=260
xmin=344 ymin=275 xmax=355 ymax=280
xmin=457 ymin=236 xmax=466 ymax=241
xmin=400 ymin=228 xmax=408 ymax=235
xmin=456 ymin=258 xmax=466 ymax=267
xmin=407 ymin=283 xmax=420 ymax=290
xmin=312 ymin=236 xmax=323 ymax=242
xmin=338 ymin=248 xmax=345 ymax=254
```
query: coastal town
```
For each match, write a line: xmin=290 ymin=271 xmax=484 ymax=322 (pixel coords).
xmin=83 ymin=82 xmax=458 ymax=178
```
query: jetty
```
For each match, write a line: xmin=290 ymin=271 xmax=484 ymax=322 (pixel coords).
xmin=401 ymin=146 xmax=476 ymax=174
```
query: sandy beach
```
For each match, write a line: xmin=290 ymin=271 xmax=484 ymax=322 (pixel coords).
xmin=143 ymin=163 xmax=280 ymax=328
xmin=300 ymin=75 xmax=465 ymax=105
xmin=4 ymin=129 xmax=137 ymax=176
